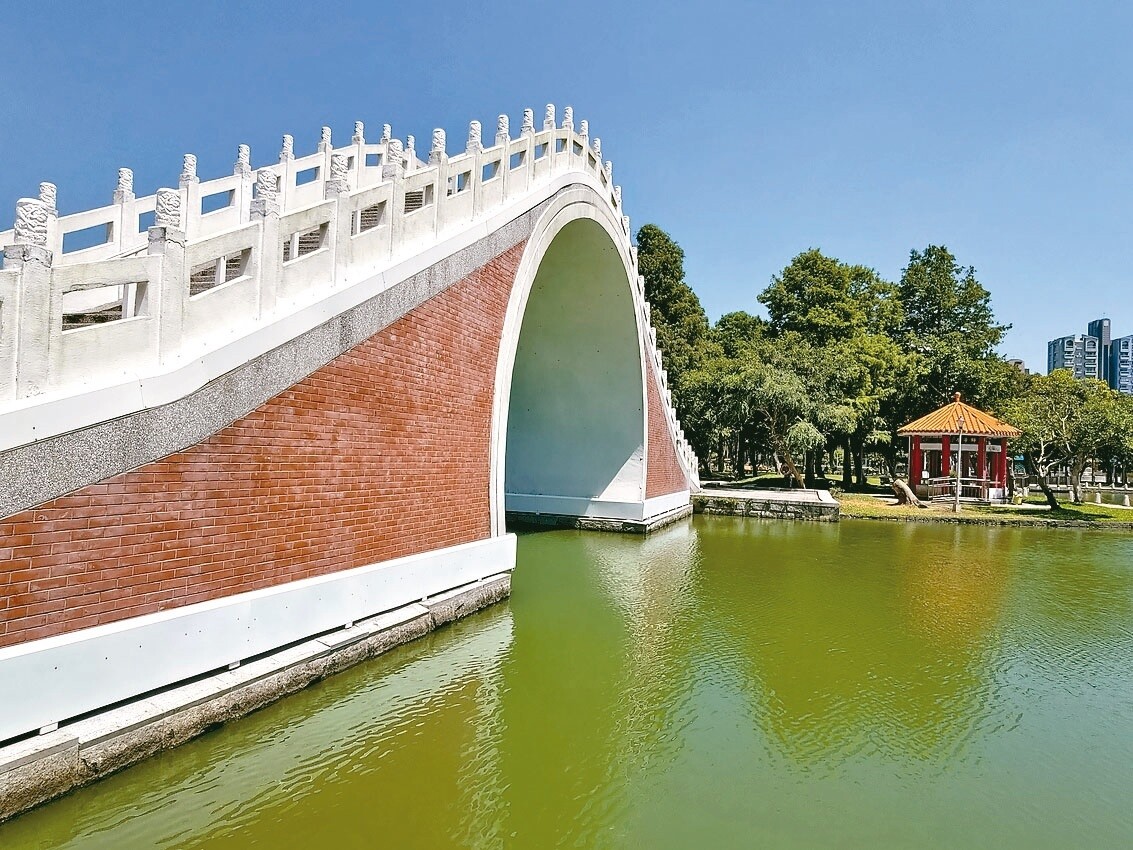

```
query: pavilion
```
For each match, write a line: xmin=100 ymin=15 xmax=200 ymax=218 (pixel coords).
xmin=898 ymin=393 xmax=1021 ymax=504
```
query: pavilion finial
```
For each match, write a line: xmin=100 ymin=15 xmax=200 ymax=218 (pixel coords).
xmin=954 ymin=391 xmax=962 ymax=403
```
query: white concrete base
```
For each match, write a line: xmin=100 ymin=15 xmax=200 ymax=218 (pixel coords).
xmin=0 ymin=535 xmax=516 ymax=743
xmin=504 ymin=490 xmax=690 ymax=522
xmin=0 ymin=573 xmax=512 ymax=823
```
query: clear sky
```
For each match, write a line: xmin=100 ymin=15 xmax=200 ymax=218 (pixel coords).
xmin=2 ymin=1 xmax=1130 ymax=371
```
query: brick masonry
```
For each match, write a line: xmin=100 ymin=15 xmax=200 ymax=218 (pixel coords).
xmin=645 ymin=358 xmax=689 ymax=499
xmin=0 ymin=243 xmax=524 ymax=649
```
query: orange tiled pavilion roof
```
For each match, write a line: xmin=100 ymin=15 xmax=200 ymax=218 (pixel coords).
xmin=898 ymin=393 xmax=1021 ymax=438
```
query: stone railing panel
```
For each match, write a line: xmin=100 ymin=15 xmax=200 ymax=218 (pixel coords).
xmin=441 ymin=152 xmax=475 ymax=225
xmin=193 ymin=174 xmax=244 ymax=239
xmin=183 ymin=221 xmax=262 ymax=346
xmin=477 ymin=144 xmax=506 ymax=211
xmin=54 ymin=256 xmax=158 ymax=386
xmin=345 ymin=182 xmax=395 ymax=273
xmin=278 ymin=200 xmax=336 ymax=303
xmin=400 ymin=168 xmax=440 ymax=247
xmin=56 ymin=203 xmax=129 ymax=263
xmin=287 ymin=152 xmax=327 ymax=209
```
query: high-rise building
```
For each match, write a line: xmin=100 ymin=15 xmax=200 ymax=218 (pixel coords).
xmin=1087 ymin=317 xmax=1112 ymax=383
xmin=1048 ymin=334 xmax=1100 ymax=379
xmin=1111 ymin=335 xmax=1133 ymax=394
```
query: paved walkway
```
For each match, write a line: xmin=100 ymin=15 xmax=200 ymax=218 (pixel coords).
xmin=699 ymin=487 xmax=839 ymax=505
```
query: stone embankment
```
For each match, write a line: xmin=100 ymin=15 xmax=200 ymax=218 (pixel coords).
xmin=692 ymin=488 xmax=840 ymax=521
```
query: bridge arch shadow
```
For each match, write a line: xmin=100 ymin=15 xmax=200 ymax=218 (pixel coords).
xmin=490 ymin=191 xmax=647 ymax=534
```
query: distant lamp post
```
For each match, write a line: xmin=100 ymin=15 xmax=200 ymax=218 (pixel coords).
xmin=954 ymin=411 xmax=966 ymax=513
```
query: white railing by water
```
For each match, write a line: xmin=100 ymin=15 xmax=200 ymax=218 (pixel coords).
xmin=0 ymin=105 xmax=699 ymax=479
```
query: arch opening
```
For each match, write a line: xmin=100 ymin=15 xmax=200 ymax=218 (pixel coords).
xmin=502 ymin=217 xmax=647 ymax=525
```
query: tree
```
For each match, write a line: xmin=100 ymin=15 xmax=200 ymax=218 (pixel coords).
xmin=757 ymin=252 xmax=906 ymax=488
xmin=713 ymin=311 xmax=767 ymax=357
xmin=758 ymin=249 xmax=864 ymax=345
xmin=893 ymin=246 xmax=1011 ymax=418
xmin=999 ymin=371 xmax=1132 ymax=506
xmin=636 ymin=224 xmax=713 ymax=389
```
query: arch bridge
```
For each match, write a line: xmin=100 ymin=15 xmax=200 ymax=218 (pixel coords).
xmin=0 ymin=105 xmax=697 ymax=748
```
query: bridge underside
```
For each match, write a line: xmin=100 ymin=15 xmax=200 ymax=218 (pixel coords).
xmin=505 ymin=218 xmax=654 ymax=527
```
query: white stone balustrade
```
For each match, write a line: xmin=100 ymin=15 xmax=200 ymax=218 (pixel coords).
xmin=0 ymin=106 xmax=698 ymax=482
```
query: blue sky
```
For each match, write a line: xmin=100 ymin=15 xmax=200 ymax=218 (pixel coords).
xmin=2 ymin=0 xmax=1130 ymax=371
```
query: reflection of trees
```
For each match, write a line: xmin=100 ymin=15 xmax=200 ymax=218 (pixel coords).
xmin=690 ymin=519 xmax=1016 ymax=766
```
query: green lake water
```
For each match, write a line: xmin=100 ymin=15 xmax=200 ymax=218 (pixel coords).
xmin=3 ymin=517 xmax=1133 ymax=848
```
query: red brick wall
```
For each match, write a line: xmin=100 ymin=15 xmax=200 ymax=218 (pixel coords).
xmin=0 ymin=242 xmax=524 ymax=649
xmin=645 ymin=359 xmax=689 ymax=499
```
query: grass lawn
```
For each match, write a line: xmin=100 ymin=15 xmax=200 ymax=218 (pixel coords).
xmin=836 ymin=490 xmax=1133 ymax=526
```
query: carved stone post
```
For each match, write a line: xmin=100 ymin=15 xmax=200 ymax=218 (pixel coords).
xmin=179 ymin=153 xmax=200 ymax=243
xmin=466 ymin=120 xmax=485 ymax=218
xmin=7 ymin=198 xmax=56 ymax=396
xmin=352 ymin=121 xmax=366 ymax=187
xmin=113 ymin=168 xmax=136 ymax=256
xmin=542 ymin=104 xmax=558 ymax=170
xmin=38 ymin=182 xmax=61 ymax=257
xmin=150 ymin=188 xmax=187 ymax=362
xmin=381 ymin=141 xmax=406 ymax=255
xmin=325 ymin=153 xmax=354 ymax=280
xmin=234 ymin=144 xmax=253 ymax=225
xmin=318 ymin=126 xmax=333 ymax=193
xmin=251 ymin=167 xmax=280 ymax=316
xmin=429 ymin=128 xmax=450 ymax=232
xmin=278 ymin=134 xmax=295 ymax=212
xmin=495 ymin=115 xmax=512 ymax=199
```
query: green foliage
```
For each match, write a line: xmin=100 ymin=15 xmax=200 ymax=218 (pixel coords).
xmin=642 ymin=227 xmax=1019 ymax=488
xmin=998 ymin=370 xmax=1133 ymax=503
xmin=635 ymin=224 xmax=714 ymax=388
xmin=713 ymin=311 xmax=767 ymax=357
xmin=758 ymin=249 xmax=864 ymax=345
xmin=894 ymin=245 xmax=1012 ymax=417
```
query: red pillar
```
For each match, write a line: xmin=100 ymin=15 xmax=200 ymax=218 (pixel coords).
xmin=999 ymin=439 xmax=1008 ymax=487
xmin=941 ymin=435 xmax=951 ymax=477
xmin=910 ymin=436 xmax=922 ymax=486
xmin=977 ymin=437 xmax=987 ymax=481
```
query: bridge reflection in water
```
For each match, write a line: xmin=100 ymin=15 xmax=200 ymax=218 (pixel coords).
xmin=2 ymin=520 xmax=1132 ymax=849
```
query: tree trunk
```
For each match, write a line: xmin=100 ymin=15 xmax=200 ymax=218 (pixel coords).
xmin=1069 ymin=458 xmax=1085 ymax=504
xmin=891 ymin=478 xmax=927 ymax=508
xmin=1025 ymin=453 xmax=1060 ymax=510
xmin=841 ymin=437 xmax=853 ymax=489
xmin=853 ymin=438 xmax=866 ymax=490
xmin=776 ymin=440 xmax=807 ymax=489
xmin=804 ymin=450 xmax=816 ymax=488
